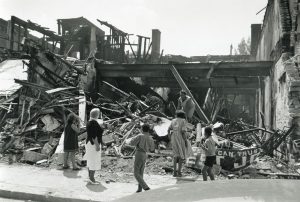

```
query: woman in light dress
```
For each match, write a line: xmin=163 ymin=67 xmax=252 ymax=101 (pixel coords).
xmin=84 ymin=108 xmax=103 ymax=184
xmin=168 ymin=110 xmax=189 ymax=177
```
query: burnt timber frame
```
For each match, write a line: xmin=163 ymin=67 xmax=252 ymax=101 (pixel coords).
xmin=96 ymin=61 xmax=273 ymax=89
xmin=10 ymin=16 xmax=61 ymax=51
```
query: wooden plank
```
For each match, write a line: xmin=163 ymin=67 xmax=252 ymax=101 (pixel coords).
xmin=170 ymin=65 xmax=209 ymax=123
xmin=78 ymin=90 xmax=86 ymax=128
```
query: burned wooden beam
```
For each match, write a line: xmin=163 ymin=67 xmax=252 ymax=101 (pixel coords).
xmin=96 ymin=61 xmax=273 ymax=78
xmin=11 ymin=16 xmax=61 ymax=41
xmin=14 ymin=79 xmax=51 ymax=91
xmin=33 ymin=57 xmax=74 ymax=86
xmin=46 ymin=51 xmax=84 ymax=74
xmin=143 ymin=77 xmax=261 ymax=88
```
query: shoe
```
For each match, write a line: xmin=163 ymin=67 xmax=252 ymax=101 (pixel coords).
xmin=136 ymin=185 xmax=142 ymax=193
xmin=73 ymin=167 xmax=81 ymax=171
xmin=173 ymin=171 xmax=177 ymax=177
xmin=144 ymin=187 xmax=150 ymax=191
xmin=88 ymin=179 xmax=100 ymax=185
xmin=62 ymin=165 xmax=69 ymax=169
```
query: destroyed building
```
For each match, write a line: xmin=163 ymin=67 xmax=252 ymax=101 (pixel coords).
xmin=1 ymin=0 xmax=300 ymax=181
xmin=250 ymin=0 xmax=300 ymax=162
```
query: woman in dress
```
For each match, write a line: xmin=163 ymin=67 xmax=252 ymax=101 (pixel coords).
xmin=85 ymin=108 xmax=103 ymax=184
xmin=168 ymin=110 xmax=188 ymax=177
xmin=63 ymin=113 xmax=81 ymax=170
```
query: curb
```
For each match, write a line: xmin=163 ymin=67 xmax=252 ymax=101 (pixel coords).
xmin=0 ymin=187 xmax=101 ymax=202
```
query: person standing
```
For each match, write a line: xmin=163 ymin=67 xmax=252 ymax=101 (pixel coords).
xmin=199 ymin=127 xmax=216 ymax=181
xmin=84 ymin=108 xmax=104 ymax=184
xmin=168 ymin=110 xmax=188 ymax=177
xmin=129 ymin=123 xmax=155 ymax=193
xmin=63 ymin=113 xmax=81 ymax=170
xmin=177 ymin=90 xmax=195 ymax=122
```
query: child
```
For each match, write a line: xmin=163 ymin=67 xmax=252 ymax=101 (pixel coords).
xmin=129 ymin=123 xmax=155 ymax=193
xmin=199 ymin=127 xmax=216 ymax=181
xmin=63 ymin=113 xmax=81 ymax=170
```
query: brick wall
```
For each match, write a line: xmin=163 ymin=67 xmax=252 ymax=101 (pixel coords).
xmin=273 ymin=54 xmax=291 ymax=129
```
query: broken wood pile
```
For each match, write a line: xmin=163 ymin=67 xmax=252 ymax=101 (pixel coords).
xmin=0 ymin=45 xmax=85 ymax=164
xmin=0 ymin=44 xmax=173 ymax=166
xmin=0 ymin=44 xmax=298 ymax=180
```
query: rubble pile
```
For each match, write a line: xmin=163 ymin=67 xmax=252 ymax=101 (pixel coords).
xmin=0 ymin=45 xmax=300 ymax=182
xmin=0 ymin=46 xmax=85 ymax=164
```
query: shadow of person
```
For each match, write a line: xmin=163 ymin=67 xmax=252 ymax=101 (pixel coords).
xmin=86 ymin=182 xmax=107 ymax=192
xmin=63 ymin=170 xmax=82 ymax=178
xmin=176 ymin=176 xmax=198 ymax=184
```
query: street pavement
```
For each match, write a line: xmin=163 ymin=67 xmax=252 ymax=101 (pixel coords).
xmin=0 ymin=162 xmax=197 ymax=202
xmin=114 ymin=179 xmax=300 ymax=202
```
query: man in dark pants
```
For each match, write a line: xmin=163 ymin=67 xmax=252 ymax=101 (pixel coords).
xmin=129 ymin=124 xmax=155 ymax=193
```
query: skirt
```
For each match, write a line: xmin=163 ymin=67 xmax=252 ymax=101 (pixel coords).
xmin=83 ymin=142 xmax=101 ymax=171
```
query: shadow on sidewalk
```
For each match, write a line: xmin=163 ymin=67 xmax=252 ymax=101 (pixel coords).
xmin=176 ymin=176 xmax=199 ymax=184
xmin=86 ymin=183 xmax=107 ymax=192
xmin=63 ymin=170 xmax=82 ymax=178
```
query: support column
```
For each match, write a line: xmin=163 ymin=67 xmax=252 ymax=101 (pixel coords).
xmin=151 ymin=29 xmax=161 ymax=63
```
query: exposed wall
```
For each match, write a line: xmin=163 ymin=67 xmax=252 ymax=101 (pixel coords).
xmin=272 ymin=54 xmax=291 ymax=129
xmin=256 ymin=0 xmax=283 ymax=61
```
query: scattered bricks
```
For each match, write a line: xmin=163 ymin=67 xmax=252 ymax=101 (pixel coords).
xmin=289 ymin=108 xmax=300 ymax=114
xmin=284 ymin=62 xmax=296 ymax=70
xmin=23 ymin=150 xmax=48 ymax=163
xmin=290 ymin=81 xmax=300 ymax=87
xmin=286 ymin=69 xmax=298 ymax=76
xmin=289 ymin=113 xmax=300 ymax=118
xmin=289 ymin=86 xmax=300 ymax=92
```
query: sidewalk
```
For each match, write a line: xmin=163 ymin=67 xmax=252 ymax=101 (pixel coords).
xmin=0 ymin=162 xmax=198 ymax=202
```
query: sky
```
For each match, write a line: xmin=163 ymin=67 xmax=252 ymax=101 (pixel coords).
xmin=0 ymin=0 xmax=268 ymax=57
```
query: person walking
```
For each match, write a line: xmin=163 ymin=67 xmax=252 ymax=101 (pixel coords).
xmin=129 ymin=123 xmax=155 ymax=193
xmin=84 ymin=108 xmax=104 ymax=184
xmin=63 ymin=113 xmax=81 ymax=170
xmin=199 ymin=127 xmax=217 ymax=181
xmin=177 ymin=90 xmax=195 ymax=122
xmin=168 ymin=110 xmax=188 ymax=177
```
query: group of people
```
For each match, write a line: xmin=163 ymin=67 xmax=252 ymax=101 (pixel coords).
xmin=61 ymin=90 xmax=216 ymax=193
